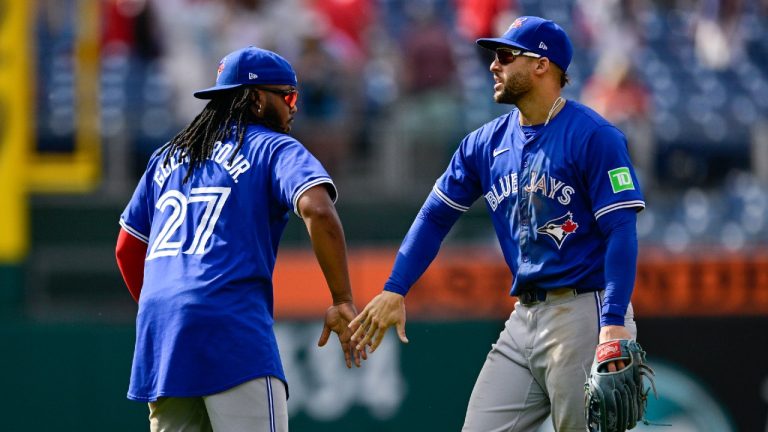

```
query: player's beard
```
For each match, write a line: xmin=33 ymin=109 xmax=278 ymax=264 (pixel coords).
xmin=494 ymin=70 xmax=533 ymax=106
xmin=260 ymin=103 xmax=291 ymax=134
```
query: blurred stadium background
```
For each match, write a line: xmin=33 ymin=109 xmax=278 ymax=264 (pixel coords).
xmin=1 ymin=0 xmax=767 ymax=430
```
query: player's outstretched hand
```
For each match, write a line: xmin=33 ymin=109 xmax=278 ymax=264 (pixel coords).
xmin=318 ymin=301 xmax=367 ymax=368
xmin=348 ymin=291 xmax=408 ymax=354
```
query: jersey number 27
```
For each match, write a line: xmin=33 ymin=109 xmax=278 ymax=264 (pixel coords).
xmin=146 ymin=187 xmax=231 ymax=260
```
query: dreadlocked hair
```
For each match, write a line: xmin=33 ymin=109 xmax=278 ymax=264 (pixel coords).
xmin=161 ymin=88 xmax=254 ymax=183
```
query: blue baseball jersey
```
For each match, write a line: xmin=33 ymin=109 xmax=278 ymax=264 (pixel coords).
xmin=119 ymin=124 xmax=336 ymax=402
xmin=433 ymin=100 xmax=644 ymax=295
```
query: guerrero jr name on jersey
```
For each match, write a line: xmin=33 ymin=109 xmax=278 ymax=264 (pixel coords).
xmin=153 ymin=141 xmax=252 ymax=187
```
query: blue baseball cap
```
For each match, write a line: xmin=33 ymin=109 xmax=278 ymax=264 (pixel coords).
xmin=193 ymin=46 xmax=298 ymax=99
xmin=476 ymin=16 xmax=573 ymax=72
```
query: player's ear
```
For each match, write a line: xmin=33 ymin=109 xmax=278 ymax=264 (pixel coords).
xmin=248 ymin=89 xmax=263 ymax=117
xmin=533 ymin=57 xmax=550 ymax=77
xmin=536 ymin=57 xmax=549 ymax=71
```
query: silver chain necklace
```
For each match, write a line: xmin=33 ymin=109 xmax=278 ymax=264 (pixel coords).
xmin=519 ymin=96 xmax=566 ymax=126
xmin=544 ymin=96 xmax=565 ymax=126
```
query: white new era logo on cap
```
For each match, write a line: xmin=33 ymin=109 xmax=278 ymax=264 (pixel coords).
xmin=248 ymin=72 xmax=258 ymax=79
xmin=539 ymin=42 xmax=548 ymax=50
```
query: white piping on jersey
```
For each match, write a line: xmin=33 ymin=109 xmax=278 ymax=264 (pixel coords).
xmin=119 ymin=219 xmax=149 ymax=244
xmin=594 ymin=200 xmax=645 ymax=219
xmin=432 ymin=185 xmax=470 ymax=212
xmin=293 ymin=178 xmax=337 ymax=217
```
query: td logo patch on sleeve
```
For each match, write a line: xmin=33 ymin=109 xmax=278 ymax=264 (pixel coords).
xmin=608 ymin=167 xmax=635 ymax=193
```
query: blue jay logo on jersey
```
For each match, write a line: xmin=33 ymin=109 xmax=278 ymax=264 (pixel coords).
xmin=537 ymin=212 xmax=579 ymax=249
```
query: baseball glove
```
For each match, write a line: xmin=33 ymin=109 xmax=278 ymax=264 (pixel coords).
xmin=584 ymin=339 xmax=657 ymax=432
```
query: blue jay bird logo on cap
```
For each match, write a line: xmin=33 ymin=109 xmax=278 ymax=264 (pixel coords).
xmin=510 ymin=17 xmax=527 ymax=30
xmin=217 ymin=59 xmax=226 ymax=77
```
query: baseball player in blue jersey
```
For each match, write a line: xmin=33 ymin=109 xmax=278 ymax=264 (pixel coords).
xmin=350 ymin=17 xmax=644 ymax=431
xmin=115 ymin=46 xmax=364 ymax=432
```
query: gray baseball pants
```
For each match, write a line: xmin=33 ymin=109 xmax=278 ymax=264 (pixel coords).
xmin=148 ymin=376 xmax=288 ymax=432
xmin=462 ymin=289 xmax=637 ymax=432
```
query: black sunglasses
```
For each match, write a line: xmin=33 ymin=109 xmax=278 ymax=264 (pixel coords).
xmin=495 ymin=48 xmax=542 ymax=65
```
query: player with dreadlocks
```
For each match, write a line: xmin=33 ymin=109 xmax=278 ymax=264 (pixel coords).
xmin=161 ymin=80 xmax=295 ymax=184
xmin=115 ymin=46 xmax=364 ymax=432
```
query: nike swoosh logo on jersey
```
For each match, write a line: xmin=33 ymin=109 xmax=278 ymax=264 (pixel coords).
xmin=492 ymin=147 xmax=510 ymax=157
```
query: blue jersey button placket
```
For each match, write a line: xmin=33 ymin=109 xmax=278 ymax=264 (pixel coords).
xmin=519 ymin=152 xmax=531 ymax=264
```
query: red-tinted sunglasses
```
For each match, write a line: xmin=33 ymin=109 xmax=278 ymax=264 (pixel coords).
xmin=495 ymin=48 xmax=542 ymax=65
xmin=259 ymin=87 xmax=299 ymax=109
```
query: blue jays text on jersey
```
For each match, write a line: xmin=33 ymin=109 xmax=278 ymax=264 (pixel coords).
xmin=483 ymin=170 xmax=576 ymax=211
xmin=432 ymin=100 xmax=644 ymax=295
xmin=119 ymin=124 xmax=335 ymax=402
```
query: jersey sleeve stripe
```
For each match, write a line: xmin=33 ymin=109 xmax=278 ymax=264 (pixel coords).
xmin=292 ymin=177 xmax=337 ymax=217
xmin=594 ymin=200 xmax=646 ymax=219
xmin=432 ymin=185 xmax=470 ymax=212
xmin=119 ymin=219 xmax=150 ymax=244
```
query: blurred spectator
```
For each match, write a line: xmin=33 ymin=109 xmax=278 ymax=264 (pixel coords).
xmin=581 ymin=53 xmax=655 ymax=189
xmin=150 ymin=0 xmax=226 ymax=122
xmin=400 ymin=2 xmax=457 ymax=93
xmin=581 ymin=54 xmax=649 ymax=125
xmin=101 ymin=0 xmax=166 ymax=185
xmin=291 ymin=32 xmax=361 ymax=174
xmin=692 ymin=0 xmax=746 ymax=70
xmin=357 ymin=23 xmax=402 ymax=168
xmin=151 ymin=0 xmax=318 ymax=124
xmin=455 ymin=0 xmax=517 ymax=41
xmin=217 ymin=0 xmax=320 ymax=59
xmin=361 ymin=23 xmax=402 ymax=113
xmin=310 ymin=0 xmax=376 ymax=66
xmin=574 ymin=0 xmax=647 ymax=56
xmin=391 ymin=0 xmax=463 ymax=190
xmin=102 ymin=0 xmax=162 ymax=59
